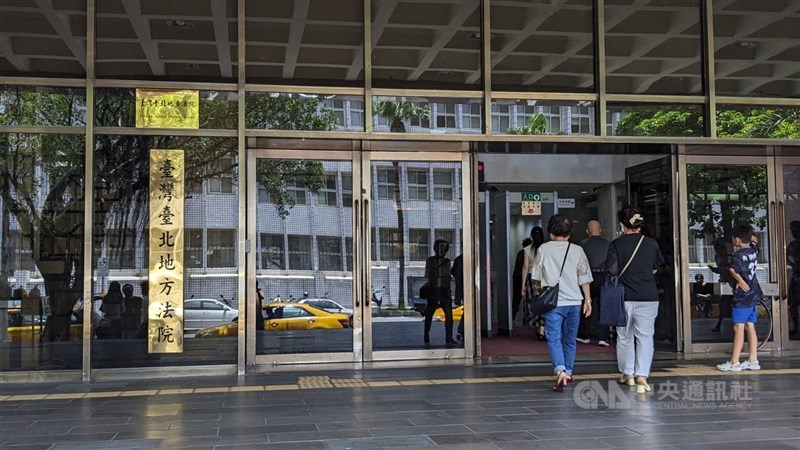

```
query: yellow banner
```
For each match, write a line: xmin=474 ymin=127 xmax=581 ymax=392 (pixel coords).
xmin=148 ymin=149 xmax=185 ymax=353
xmin=136 ymin=89 xmax=199 ymax=129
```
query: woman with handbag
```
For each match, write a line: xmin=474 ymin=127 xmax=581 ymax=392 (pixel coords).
xmin=606 ymin=206 xmax=664 ymax=393
xmin=526 ymin=215 xmax=593 ymax=392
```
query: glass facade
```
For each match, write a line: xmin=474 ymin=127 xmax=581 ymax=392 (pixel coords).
xmin=1 ymin=0 xmax=799 ymax=377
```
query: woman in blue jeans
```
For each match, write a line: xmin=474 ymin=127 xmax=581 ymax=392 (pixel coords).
xmin=526 ymin=214 xmax=593 ymax=391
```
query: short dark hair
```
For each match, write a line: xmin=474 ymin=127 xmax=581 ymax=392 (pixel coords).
xmin=695 ymin=274 xmax=703 ymax=281
xmin=618 ymin=206 xmax=644 ymax=230
xmin=547 ymin=214 xmax=572 ymax=238
xmin=791 ymin=220 xmax=800 ymax=239
xmin=732 ymin=223 xmax=754 ymax=242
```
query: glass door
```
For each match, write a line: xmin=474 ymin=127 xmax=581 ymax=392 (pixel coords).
xmin=361 ymin=152 xmax=473 ymax=360
xmin=776 ymin=152 xmax=800 ymax=349
xmin=247 ymin=150 xmax=360 ymax=365
xmin=679 ymin=154 xmax=779 ymax=353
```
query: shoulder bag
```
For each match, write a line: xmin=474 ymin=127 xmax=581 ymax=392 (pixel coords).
xmin=530 ymin=243 xmax=571 ymax=316
xmin=599 ymin=235 xmax=644 ymax=327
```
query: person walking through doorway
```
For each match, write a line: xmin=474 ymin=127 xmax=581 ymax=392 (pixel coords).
xmin=521 ymin=226 xmax=547 ymax=339
xmin=578 ymin=219 xmax=610 ymax=347
xmin=423 ymin=239 xmax=454 ymax=345
xmin=512 ymin=237 xmax=533 ymax=322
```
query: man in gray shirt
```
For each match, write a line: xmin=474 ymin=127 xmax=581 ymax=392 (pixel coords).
xmin=578 ymin=220 xmax=611 ymax=346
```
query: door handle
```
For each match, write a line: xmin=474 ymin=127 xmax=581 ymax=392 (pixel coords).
xmin=354 ymin=198 xmax=361 ymax=308
xmin=769 ymin=201 xmax=777 ymax=283
xmin=363 ymin=197 xmax=370 ymax=313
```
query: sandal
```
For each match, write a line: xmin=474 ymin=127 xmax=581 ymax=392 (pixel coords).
xmin=635 ymin=377 xmax=651 ymax=394
xmin=618 ymin=376 xmax=634 ymax=386
xmin=553 ymin=372 xmax=568 ymax=392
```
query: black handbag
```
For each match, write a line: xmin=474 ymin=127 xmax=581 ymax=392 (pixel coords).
xmin=530 ymin=243 xmax=570 ymax=316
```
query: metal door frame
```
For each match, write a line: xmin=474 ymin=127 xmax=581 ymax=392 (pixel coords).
xmin=361 ymin=151 xmax=474 ymax=362
xmin=678 ymin=151 xmax=780 ymax=354
xmin=774 ymin=151 xmax=800 ymax=350
xmin=246 ymin=149 xmax=361 ymax=366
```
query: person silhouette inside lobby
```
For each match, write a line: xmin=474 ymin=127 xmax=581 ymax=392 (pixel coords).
xmin=423 ymin=239 xmax=454 ymax=345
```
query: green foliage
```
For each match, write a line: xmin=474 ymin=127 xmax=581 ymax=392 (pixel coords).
xmin=256 ymin=160 xmax=325 ymax=219
xmin=507 ymin=113 xmax=547 ymax=135
xmin=614 ymin=109 xmax=704 ymax=137
xmin=0 ymin=85 xmax=86 ymax=127
xmin=372 ymin=101 xmax=430 ymax=133
xmin=247 ymin=95 xmax=339 ymax=131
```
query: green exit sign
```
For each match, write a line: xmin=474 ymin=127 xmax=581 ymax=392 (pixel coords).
xmin=521 ymin=192 xmax=541 ymax=202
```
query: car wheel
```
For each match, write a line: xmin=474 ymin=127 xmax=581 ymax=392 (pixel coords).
xmin=232 ymin=317 xmax=238 ymax=322
xmin=348 ymin=315 xmax=353 ymax=328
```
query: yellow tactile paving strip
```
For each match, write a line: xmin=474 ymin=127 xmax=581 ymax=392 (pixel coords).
xmin=2 ymin=365 xmax=798 ymax=403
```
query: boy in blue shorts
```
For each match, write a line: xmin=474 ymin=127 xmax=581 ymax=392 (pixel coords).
xmin=717 ymin=224 xmax=762 ymax=372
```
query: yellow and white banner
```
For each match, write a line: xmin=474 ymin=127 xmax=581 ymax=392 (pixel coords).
xmin=136 ymin=89 xmax=199 ymax=129
xmin=148 ymin=149 xmax=185 ymax=353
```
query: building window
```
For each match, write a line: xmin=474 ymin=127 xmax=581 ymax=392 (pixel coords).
xmin=407 ymin=169 xmax=428 ymax=201
xmin=433 ymin=170 xmax=454 ymax=201
xmin=107 ymin=228 xmax=136 ymax=270
xmin=8 ymin=230 xmax=34 ymax=272
xmin=318 ymin=236 xmax=342 ymax=271
xmin=463 ymin=103 xmax=482 ymax=130
xmin=409 ymin=102 xmax=430 ymax=129
xmin=317 ymin=174 xmax=338 ymax=206
xmin=376 ymin=167 xmax=399 ymax=200
xmin=208 ymin=157 xmax=234 ymax=194
xmin=409 ymin=228 xmax=429 ymax=261
xmin=186 ymin=228 xmax=204 ymax=268
xmin=570 ymin=106 xmax=592 ymax=135
xmin=342 ymin=174 xmax=353 ymax=207
xmin=260 ymin=233 xmax=284 ymax=269
xmin=491 ymin=104 xmax=510 ymax=133
xmin=350 ymin=101 xmax=364 ymax=130
xmin=323 ymin=99 xmax=346 ymax=129
xmin=541 ymin=106 xmax=562 ymax=134
xmin=345 ymin=237 xmax=353 ymax=271
xmin=435 ymin=229 xmax=456 ymax=259
xmin=288 ymin=235 xmax=312 ymax=270
xmin=379 ymin=228 xmax=402 ymax=261
xmin=258 ymin=186 xmax=269 ymax=203
xmin=435 ymin=103 xmax=456 ymax=129
xmin=285 ymin=179 xmax=307 ymax=205
xmin=207 ymin=229 xmax=235 ymax=268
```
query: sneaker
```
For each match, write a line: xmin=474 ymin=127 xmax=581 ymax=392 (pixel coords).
xmin=741 ymin=360 xmax=761 ymax=370
xmin=716 ymin=361 xmax=742 ymax=372
xmin=576 ymin=337 xmax=591 ymax=344
xmin=597 ymin=340 xmax=610 ymax=347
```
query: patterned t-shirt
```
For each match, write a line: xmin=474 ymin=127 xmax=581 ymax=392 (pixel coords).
xmin=730 ymin=242 xmax=762 ymax=308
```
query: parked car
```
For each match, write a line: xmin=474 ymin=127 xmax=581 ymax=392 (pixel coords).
xmin=431 ymin=305 xmax=464 ymax=323
xmin=298 ymin=298 xmax=353 ymax=327
xmin=184 ymin=298 xmax=238 ymax=332
xmin=196 ymin=302 xmax=348 ymax=337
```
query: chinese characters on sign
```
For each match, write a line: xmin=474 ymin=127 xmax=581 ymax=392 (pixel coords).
xmin=148 ymin=149 xmax=185 ymax=353
xmin=136 ymin=90 xmax=200 ymax=129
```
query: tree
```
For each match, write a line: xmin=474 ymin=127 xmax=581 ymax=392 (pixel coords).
xmin=507 ymin=113 xmax=547 ymax=135
xmin=372 ymin=101 xmax=431 ymax=308
xmin=1 ymin=88 xmax=338 ymax=342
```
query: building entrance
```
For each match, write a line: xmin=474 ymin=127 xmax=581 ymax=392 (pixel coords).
xmin=244 ymin=145 xmax=473 ymax=367
xmin=477 ymin=152 xmax=678 ymax=360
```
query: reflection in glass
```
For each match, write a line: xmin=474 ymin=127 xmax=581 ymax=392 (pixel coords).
xmin=717 ymin=106 xmax=800 ymax=139
xmin=784 ymin=164 xmax=800 ymax=341
xmin=713 ymin=1 xmax=800 ymax=98
xmin=371 ymin=0 xmax=481 ymax=89
xmin=245 ymin=0 xmax=364 ymax=86
xmin=1 ymin=86 xmax=86 ymax=127
xmin=96 ymin=89 xmax=237 ymax=129
xmin=372 ymin=96 xmax=481 ymax=134
xmin=490 ymin=0 xmax=594 ymax=92
xmin=245 ymin=93 xmax=363 ymax=131
xmin=254 ymin=160 xmax=353 ymax=355
xmin=370 ymin=161 xmax=464 ymax=351
xmin=492 ymin=100 xmax=595 ymax=135
xmin=605 ymin=0 xmax=702 ymax=95
xmin=96 ymin=0 xmax=237 ymax=82
xmin=686 ymin=164 xmax=770 ymax=344
xmin=0 ymin=1 xmax=87 ymax=78
xmin=608 ymin=103 xmax=704 ymax=137
xmin=1 ymin=133 xmax=85 ymax=371
xmin=92 ymin=135 xmax=238 ymax=368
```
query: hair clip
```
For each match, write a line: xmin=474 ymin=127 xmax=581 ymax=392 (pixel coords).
xmin=629 ymin=213 xmax=643 ymax=225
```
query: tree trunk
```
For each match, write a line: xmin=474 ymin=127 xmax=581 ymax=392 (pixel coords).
xmin=393 ymin=161 xmax=405 ymax=308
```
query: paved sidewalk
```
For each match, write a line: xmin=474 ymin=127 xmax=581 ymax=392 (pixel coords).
xmin=1 ymin=357 xmax=799 ymax=449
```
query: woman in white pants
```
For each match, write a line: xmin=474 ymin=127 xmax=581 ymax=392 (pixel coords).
xmin=606 ymin=206 xmax=664 ymax=393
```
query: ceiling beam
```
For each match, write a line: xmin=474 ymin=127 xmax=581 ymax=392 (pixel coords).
xmin=282 ymin=0 xmax=311 ymax=79
xmin=347 ymin=0 xmax=397 ymax=81
xmin=407 ymin=1 xmax=477 ymax=81
xmin=33 ymin=0 xmax=87 ymax=71
xmin=121 ymin=0 xmax=165 ymax=77
xmin=210 ymin=0 xmax=233 ymax=79
xmin=0 ymin=34 xmax=31 ymax=72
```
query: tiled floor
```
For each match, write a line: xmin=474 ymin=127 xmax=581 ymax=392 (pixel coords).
xmin=1 ymin=357 xmax=799 ymax=449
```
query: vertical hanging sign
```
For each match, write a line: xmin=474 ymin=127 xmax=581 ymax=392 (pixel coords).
xmin=148 ymin=149 xmax=185 ymax=353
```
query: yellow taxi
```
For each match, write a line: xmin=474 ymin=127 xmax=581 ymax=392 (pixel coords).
xmin=432 ymin=305 xmax=464 ymax=323
xmin=195 ymin=302 xmax=349 ymax=337
xmin=5 ymin=311 xmax=82 ymax=343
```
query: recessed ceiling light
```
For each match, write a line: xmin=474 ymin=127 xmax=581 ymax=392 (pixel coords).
xmin=467 ymin=31 xmax=494 ymax=40
xmin=437 ymin=71 xmax=454 ymax=75
xmin=167 ymin=19 xmax=193 ymax=29
xmin=184 ymin=63 xmax=202 ymax=70
xmin=736 ymin=41 xmax=757 ymax=48
xmin=580 ymin=190 xmax=588 ymax=194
